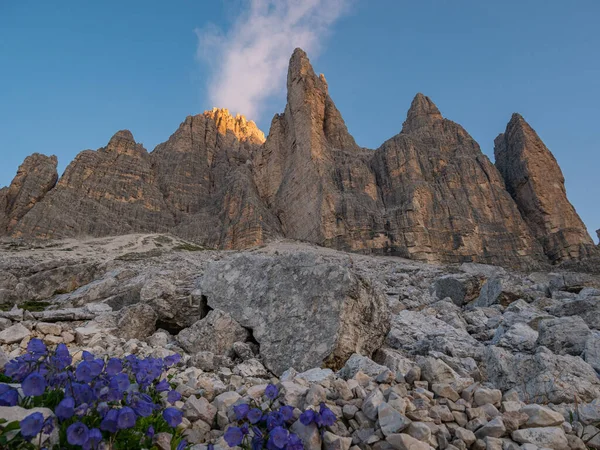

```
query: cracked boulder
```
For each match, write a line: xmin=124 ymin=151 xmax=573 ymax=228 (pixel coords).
xmin=200 ymin=252 xmax=390 ymax=375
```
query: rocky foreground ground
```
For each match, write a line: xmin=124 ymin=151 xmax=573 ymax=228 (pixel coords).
xmin=0 ymin=234 xmax=599 ymax=449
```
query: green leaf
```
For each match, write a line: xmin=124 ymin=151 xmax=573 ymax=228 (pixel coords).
xmin=2 ymin=420 xmax=22 ymax=432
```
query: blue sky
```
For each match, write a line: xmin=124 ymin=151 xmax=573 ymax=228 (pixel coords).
xmin=1 ymin=1 xmax=599 ymax=241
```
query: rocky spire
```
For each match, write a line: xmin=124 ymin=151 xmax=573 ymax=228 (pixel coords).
xmin=0 ymin=153 xmax=58 ymax=233
xmin=103 ymin=130 xmax=146 ymax=156
xmin=494 ymin=113 xmax=594 ymax=262
xmin=150 ymin=107 xmax=279 ymax=249
xmin=285 ymin=48 xmax=358 ymax=151
xmin=402 ymin=93 xmax=443 ymax=133
xmin=254 ymin=48 xmax=380 ymax=250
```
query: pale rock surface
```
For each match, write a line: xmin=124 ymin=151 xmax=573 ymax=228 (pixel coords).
xmin=511 ymin=426 xmax=568 ymax=449
xmin=484 ymin=346 xmax=600 ymax=403
xmin=386 ymin=432 xmax=433 ymax=450
xmin=177 ymin=309 xmax=249 ymax=357
xmin=520 ymin=404 xmax=565 ymax=427
xmin=115 ymin=303 xmax=157 ymax=340
xmin=200 ymin=252 xmax=389 ymax=374
xmin=536 ymin=316 xmax=591 ymax=356
xmin=584 ymin=331 xmax=600 ymax=373
xmin=338 ymin=354 xmax=388 ymax=379
xmin=0 ymin=322 xmax=31 ymax=344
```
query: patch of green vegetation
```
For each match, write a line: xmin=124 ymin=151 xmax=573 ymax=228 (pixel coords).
xmin=0 ymin=300 xmax=51 ymax=312
xmin=0 ymin=373 xmax=13 ymax=383
xmin=21 ymin=301 xmax=51 ymax=312
xmin=53 ymin=288 xmax=71 ymax=295
xmin=154 ymin=235 xmax=174 ymax=245
xmin=173 ymin=243 xmax=205 ymax=252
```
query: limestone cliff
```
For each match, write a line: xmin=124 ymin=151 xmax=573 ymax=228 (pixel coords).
xmin=253 ymin=48 xmax=385 ymax=252
xmin=494 ymin=114 xmax=594 ymax=262
xmin=152 ymin=108 xmax=279 ymax=249
xmin=0 ymin=153 xmax=58 ymax=234
xmin=371 ymin=94 xmax=544 ymax=266
xmin=1 ymin=49 xmax=592 ymax=269
xmin=11 ymin=131 xmax=175 ymax=238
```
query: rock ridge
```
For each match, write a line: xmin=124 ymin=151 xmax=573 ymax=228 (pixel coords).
xmin=0 ymin=49 xmax=594 ymax=269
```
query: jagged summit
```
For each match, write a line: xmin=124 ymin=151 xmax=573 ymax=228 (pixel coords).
xmin=408 ymin=93 xmax=442 ymax=118
xmin=402 ymin=93 xmax=444 ymax=133
xmin=201 ymin=107 xmax=265 ymax=144
xmin=109 ymin=129 xmax=135 ymax=143
xmin=0 ymin=48 xmax=594 ymax=268
xmin=104 ymin=129 xmax=146 ymax=156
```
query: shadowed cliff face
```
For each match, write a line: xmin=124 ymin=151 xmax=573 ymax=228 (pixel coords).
xmin=8 ymin=112 xmax=279 ymax=249
xmin=10 ymin=131 xmax=175 ymax=239
xmin=494 ymin=114 xmax=594 ymax=262
xmin=0 ymin=48 xmax=593 ymax=268
xmin=0 ymin=154 xmax=58 ymax=234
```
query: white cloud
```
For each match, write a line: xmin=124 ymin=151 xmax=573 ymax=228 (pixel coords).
xmin=196 ymin=0 xmax=351 ymax=120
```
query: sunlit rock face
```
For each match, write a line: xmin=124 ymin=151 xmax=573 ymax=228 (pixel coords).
xmin=152 ymin=108 xmax=279 ymax=249
xmin=494 ymin=113 xmax=594 ymax=262
xmin=254 ymin=50 xmax=543 ymax=267
xmin=9 ymin=112 xmax=278 ymax=249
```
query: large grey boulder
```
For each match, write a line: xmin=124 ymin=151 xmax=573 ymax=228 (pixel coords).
xmin=491 ymin=322 xmax=538 ymax=352
xmin=200 ymin=252 xmax=390 ymax=375
xmin=536 ymin=316 xmax=591 ymax=356
xmin=484 ymin=345 xmax=600 ymax=403
xmin=549 ymin=295 xmax=600 ymax=329
xmin=177 ymin=309 xmax=249 ymax=357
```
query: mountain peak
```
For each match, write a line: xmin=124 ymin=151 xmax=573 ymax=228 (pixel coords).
xmin=402 ymin=93 xmax=443 ymax=133
xmin=104 ymin=130 xmax=142 ymax=155
xmin=287 ymin=47 xmax=328 ymax=94
xmin=495 ymin=113 xmax=593 ymax=261
xmin=202 ymin=107 xmax=265 ymax=144
xmin=290 ymin=47 xmax=309 ymax=65
xmin=109 ymin=130 xmax=135 ymax=144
